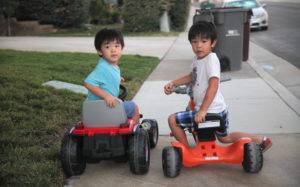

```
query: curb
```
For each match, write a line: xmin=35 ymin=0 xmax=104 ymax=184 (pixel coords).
xmin=247 ymin=58 xmax=300 ymax=116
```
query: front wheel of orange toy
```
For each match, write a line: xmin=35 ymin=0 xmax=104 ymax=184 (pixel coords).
xmin=242 ymin=142 xmax=263 ymax=173
xmin=162 ymin=146 xmax=182 ymax=178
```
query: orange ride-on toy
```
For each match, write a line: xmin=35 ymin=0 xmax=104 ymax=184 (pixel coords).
xmin=162 ymin=82 xmax=263 ymax=178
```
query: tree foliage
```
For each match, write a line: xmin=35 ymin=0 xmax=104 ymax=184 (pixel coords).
xmin=55 ymin=0 xmax=90 ymax=27
xmin=0 ymin=0 xmax=19 ymax=35
xmin=89 ymin=0 xmax=110 ymax=24
xmin=0 ymin=0 xmax=18 ymax=18
xmin=122 ymin=0 xmax=161 ymax=32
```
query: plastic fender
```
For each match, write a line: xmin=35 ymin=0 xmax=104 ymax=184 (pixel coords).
xmin=73 ymin=119 xmax=136 ymax=135
xmin=172 ymin=138 xmax=252 ymax=167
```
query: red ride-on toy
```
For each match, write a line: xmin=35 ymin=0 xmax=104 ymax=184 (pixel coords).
xmin=162 ymin=80 xmax=263 ymax=178
xmin=61 ymin=85 xmax=159 ymax=177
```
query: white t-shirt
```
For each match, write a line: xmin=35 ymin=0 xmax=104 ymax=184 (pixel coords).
xmin=190 ymin=53 xmax=226 ymax=113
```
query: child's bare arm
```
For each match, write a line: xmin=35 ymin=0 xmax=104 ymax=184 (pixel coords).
xmin=194 ymin=77 xmax=219 ymax=123
xmin=84 ymin=83 xmax=121 ymax=108
xmin=164 ymin=73 xmax=193 ymax=95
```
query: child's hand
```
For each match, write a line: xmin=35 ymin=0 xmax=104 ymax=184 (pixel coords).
xmin=164 ymin=82 xmax=174 ymax=95
xmin=121 ymin=77 xmax=125 ymax=84
xmin=194 ymin=110 xmax=207 ymax=124
xmin=104 ymin=94 xmax=121 ymax=108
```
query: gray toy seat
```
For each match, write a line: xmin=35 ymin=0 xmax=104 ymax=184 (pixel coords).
xmin=83 ymin=100 xmax=127 ymax=127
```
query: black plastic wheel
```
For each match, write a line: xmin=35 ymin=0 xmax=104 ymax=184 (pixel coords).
xmin=142 ymin=119 xmax=159 ymax=148
xmin=162 ymin=146 xmax=182 ymax=178
xmin=61 ymin=132 xmax=86 ymax=177
xmin=128 ymin=127 xmax=150 ymax=175
xmin=220 ymin=57 xmax=230 ymax=72
xmin=242 ymin=142 xmax=263 ymax=173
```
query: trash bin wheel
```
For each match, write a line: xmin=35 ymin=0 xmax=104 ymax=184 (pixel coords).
xmin=242 ymin=142 xmax=263 ymax=173
xmin=162 ymin=146 xmax=182 ymax=178
xmin=142 ymin=119 xmax=159 ymax=148
xmin=220 ymin=57 xmax=230 ymax=72
xmin=128 ymin=127 xmax=150 ymax=174
xmin=61 ymin=132 xmax=86 ymax=177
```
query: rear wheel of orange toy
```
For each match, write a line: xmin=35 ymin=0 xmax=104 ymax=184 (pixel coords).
xmin=242 ymin=142 xmax=263 ymax=173
xmin=162 ymin=146 xmax=182 ymax=178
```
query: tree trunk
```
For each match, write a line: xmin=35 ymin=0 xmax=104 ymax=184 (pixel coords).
xmin=7 ymin=17 xmax=11 ymax=36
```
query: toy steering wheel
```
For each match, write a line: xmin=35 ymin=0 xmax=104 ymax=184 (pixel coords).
xmin=119 ymin=84 xmax=128 ymax=101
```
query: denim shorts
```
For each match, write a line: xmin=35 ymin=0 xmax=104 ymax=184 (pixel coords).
xmin=174 ymin=108 xmax=229 ymax=137
xmin=123 ymin=101 xmax=136 ymax=119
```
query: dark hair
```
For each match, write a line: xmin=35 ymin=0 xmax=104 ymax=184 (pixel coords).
xmin=188 ymin=21 xmax=217 ymax=43
xmin=94 ymin=28 xmax=124 ymax=51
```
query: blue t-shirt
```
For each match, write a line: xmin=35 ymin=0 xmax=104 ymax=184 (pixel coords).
xmin=85 ymin=58 xmax=120 ymax=100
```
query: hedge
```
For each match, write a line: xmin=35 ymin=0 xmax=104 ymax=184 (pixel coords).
xmin=14 ymin=0 xmax=89 ymax=28
xmin=122 ymin=0 xmax=161 ymax=32
xmin=169 ymin=0 xmax=190 ymax=31
xmin=122 ymin=0 xmax=190 ymax=32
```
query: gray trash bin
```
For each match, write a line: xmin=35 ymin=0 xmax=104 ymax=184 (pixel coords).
xmin=193 ymin=8 xmax=249 ymax=71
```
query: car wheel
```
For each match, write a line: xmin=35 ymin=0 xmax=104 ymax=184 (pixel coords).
xmin=128 ymin=127 xmax=150 ymax=174
xmin=242 ymin=142 xmax=263 ymax=173
xmin=61 ymin=132 xmax=86 ymax=177
xmin=162 ymin=146 xmax=182 ymax=178
xmin=142 ymin=119 xmax=159 ymax=148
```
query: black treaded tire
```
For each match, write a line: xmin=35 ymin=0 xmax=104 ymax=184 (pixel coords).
xmin=128 ymin=127 xmax=150 ymax=174
xmin=61 ymin=132 xmax=86 ymax=177
xmin=242 ymin=142 xmax=263 ymax=173
xmin=142 ymin=119 xmax=159 ymax=148
xmin=162 ymin=146 xmax=182 ymax=178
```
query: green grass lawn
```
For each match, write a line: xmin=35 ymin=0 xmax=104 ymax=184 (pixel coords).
xmin=0 ymin=50 xmax=160 ymax=186
xmin=42 ymin=24 xmax=180 ymax=37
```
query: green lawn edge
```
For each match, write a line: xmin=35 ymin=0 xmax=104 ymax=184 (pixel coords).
xmin=0 ymin=49 xmax=160 ymax=186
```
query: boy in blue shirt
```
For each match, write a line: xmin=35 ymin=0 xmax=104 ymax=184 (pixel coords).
xmin=84 ymin=28 xmax=140 ymax=123
xmin=164 ymin=21 xmax=272 ymax=152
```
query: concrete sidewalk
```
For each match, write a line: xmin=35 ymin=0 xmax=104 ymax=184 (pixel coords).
xmin=1 ymin=5 xmax=300 ymax=187
xmin=0 ymin=36 xmax=176 ymax=60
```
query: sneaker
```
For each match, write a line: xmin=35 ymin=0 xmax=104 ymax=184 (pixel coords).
xmin=260 ymin=136 xmax=272 ymax=152
xmin=141 ymin=122 xmax=151 ymax=130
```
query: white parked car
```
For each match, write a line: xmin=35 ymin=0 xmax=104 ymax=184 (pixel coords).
xmin=220 ymin=0 xmax=269 ymax=30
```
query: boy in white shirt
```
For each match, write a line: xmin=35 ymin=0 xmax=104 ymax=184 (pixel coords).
xmin=164 ymin=21 xmax=272 ymax=152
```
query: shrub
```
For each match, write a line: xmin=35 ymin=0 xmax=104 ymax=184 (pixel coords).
xmin=89 ymin=0 xmax=110 ymax=24
xmin=14 ymin=0 xmax=89 ymax=28
xmin=169 ymin=0 xmax=190 ymax=31
xmin=122 ymin=0 xmax=161 ymax=32
xmin=55 ymin=0 xmax=90 ymax=28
